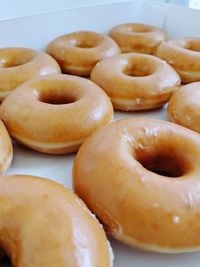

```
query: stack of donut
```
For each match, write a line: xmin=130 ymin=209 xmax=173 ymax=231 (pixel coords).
xmin=0 ymin=20 xmax=200 ymax=266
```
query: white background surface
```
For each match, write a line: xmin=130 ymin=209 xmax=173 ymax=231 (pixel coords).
xmin=0 ymin=0 xmax=200 ymax=266
xmin=0 ymin=0 xmax=136 ymax=20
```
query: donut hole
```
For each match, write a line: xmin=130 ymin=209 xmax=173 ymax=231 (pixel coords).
xmin=0 ymin=50 xmax=35 ymax=68
xmin=40 ymin=92 xmax=77 ymax=105
xmin=186 ymin=40 xmax=200 ymax=52
xmin=135 ymin=151 xmax=186 ymax=177
xmin=124 ymin=60 xmax=155 ymax=77
xmin=76 ymin=40 xmax=99 ymax=49
xmin=0 ymin=255 xmax=11 ymax=266
xmin=69 ymin=33 xmax=103 ymax=49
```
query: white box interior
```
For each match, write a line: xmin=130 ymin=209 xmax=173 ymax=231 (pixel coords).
xmin=0 ymin=1 xmax=200 ymax=266
xmin=0 ymin=0 xmax=200 ymax=49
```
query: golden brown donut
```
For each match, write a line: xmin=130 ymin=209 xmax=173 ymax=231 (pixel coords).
xmin=73 ymin=118 xmax=200 ymax=253
xmin=155 ymin=38 xmax=200 ymax=83
xmin=91 ymin=53 xmax=180 ymax=111
xmin=0 ymin=47 xmax=61 ymax=101
xmin=0 ymin=120 xmax=12 ymax=174
xmin=108 ymin=23 xmax=167 ymax=54
xmin=0 ymin=74 xmax=113 ymax=154
xmin=168 ymin=82 xmax=200 ymax=133
xmin=0 ymin=175 xmax=113 ymax=267
xmin=46 ymin=31 xmax=120 ymax=76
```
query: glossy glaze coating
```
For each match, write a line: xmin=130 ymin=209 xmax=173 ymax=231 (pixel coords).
xmin=73 ymin=118 xmax=200 ymax=253
xmin=0 ymin=74 xmax=113 ymax=154
xmin=0 ymin=47 xmax=61 ymax=100
xmin=46 ymin=31 xmax=120 ymax=76
xmin=0 ymin=120 xmax=12 ymax=174
xmin=0 ymin=175 xmax=112 ymax=267
xmin=168 ymin=82 xmax=200 ymax=133
xmin=108 ymin=23 xmax=167 ymax=54
xmin=91 ymin=53 xmax=180 ymax=111
xmin=155 ymin=38 xmax=200 ymax=83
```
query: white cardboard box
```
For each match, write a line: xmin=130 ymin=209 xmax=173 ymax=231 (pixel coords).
xmin=0 ymin=1 xmax=200 ymax=266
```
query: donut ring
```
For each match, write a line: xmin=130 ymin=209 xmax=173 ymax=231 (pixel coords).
xmin=0 ymin=47 xmax=61 ymax=101
xmin=0 ymin=120 xmax=12 ymax=174
xmin=108 ymin=23 xmax=167 ymax=54
xmin=0 ymin=74 xmax=113 ymax=154
xmin=168 ymin=82 xmax=200 ymax=133
xmin=46 ymin=31 xmax=120 ymax=76
xmin=0 ymin=175 xmax=113 ymax=267
xmin=155 ymin=38 xmax=200 ymax=83
xmin=73 ymin=118 xmax=200 ymax=253
xmin=91 ymin=53 xmax=180 ymax=111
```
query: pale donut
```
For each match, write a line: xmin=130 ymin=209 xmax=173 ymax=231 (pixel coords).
xmin=91 ymin=53 xmax=180 ymax=111
xmin=168 ymin=82 xmax=200 ymax=133
xmin=46 ymin=31 xmax=120 ymax=76
xmin=0 ymin=175 xmax=113 ymax=267
xmin=0 ymin=47 xmax=61 ymax=100
xmin=0 ymin=74 xmax=113 ymax=154
xmin=73 ymin=118 xmax=200 ymax=253
xmin=108 ymin=23 xmax=167 ymax=54
xmin=0 ymin=120 xmax=12 ymax=174
xmin=155 ymin=38 xmax=200 ymax=83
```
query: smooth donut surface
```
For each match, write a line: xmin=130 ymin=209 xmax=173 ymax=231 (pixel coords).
xmin=155 ymin=38 xmax=200 ymax=83
xmin=91 ymin=53 xmax=180 ymax=111
xmin=0 ymin=120 xmax=12 ymax=174
xmin=0 ymin=175 xmax=113 ymax=267
xmin=0 ymin=74 xmax=113 ymax=154
xmin=108 ymin=23 xmax=167 ymax=54
xmin=46 ymin=31 xmax=120 ymax=76
xmin=168 ymin=82 xmax=200 ymax=133
xmin=0 ymin=47 xmax=61 ymax=100
xmin=73 ymin=118 xmax=200 ymax=253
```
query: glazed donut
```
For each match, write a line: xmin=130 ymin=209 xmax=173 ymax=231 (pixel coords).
xmin=46 ymin=31 xmax=120 ymax=76
xmin=0 ymin=74 xmax=113 ymax=154
xmin=73 ymin=118 xmax=200 ymax=253
xmin=0 ymin=120 xmax=12 ymax=174
xmin=108 ymin=23 xmax=167 ymax=54
xmin=168 ymin=82 xmax=200 ymax=133
xmin=155 ymin=38 xmax=200 ymax=83
xmin=0 ymin=47 xmax=61 ymax=101
xmin=91 ymin=53 xmax=180 ymax=111
xmin=0 ymin=175 xmax=113 ymax=267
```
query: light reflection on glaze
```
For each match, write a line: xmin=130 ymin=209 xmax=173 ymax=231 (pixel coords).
xmin=173 ymin=215 xmax=180 ymax=224
xmin=122 ymin=129 xmax=135 ymax=144
xmin=72 ymin=222 xmax=95 ymax=267
xmin=186 ymin=191 xmax=194 ymax=209
xmin=144 ymin=126 xmax=159 ymax=137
